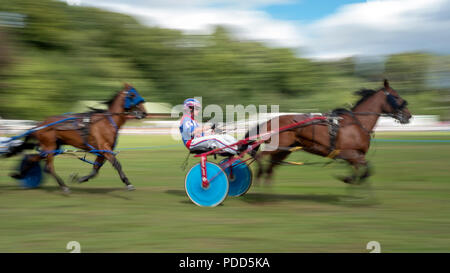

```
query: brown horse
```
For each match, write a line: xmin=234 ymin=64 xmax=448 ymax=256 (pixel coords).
xmin=247 ymin=80 xmax=411 ymax=185
xmin=8 ymin=83 xmax=147 ymax=193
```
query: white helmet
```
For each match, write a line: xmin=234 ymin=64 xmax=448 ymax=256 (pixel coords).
xmin=183 ymin=98 xmax=201 ymax=111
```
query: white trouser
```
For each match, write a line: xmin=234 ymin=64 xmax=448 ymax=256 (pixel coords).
xmin=0 ymin=137 xmax=23 ymax=154
xmin=189 ymin=134 xmax=238 ymax=154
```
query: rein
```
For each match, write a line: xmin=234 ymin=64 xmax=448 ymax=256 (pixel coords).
xmin=351 ymin=112 xmax=396 ymax=134
xmin=352 ymin=112 xmax=392 ymax=117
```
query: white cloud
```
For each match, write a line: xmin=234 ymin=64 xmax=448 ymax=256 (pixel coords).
xmin=79 ymin=0 xmax=450 ymax=59
xmin=81 ymin=0 xmax=293 ymax=9
xmin=304 ymin=0 xmax=450 ymax=59
xmin=81 ymin=1 xmax=306 ymax=48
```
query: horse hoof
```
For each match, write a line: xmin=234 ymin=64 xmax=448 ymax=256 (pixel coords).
xmin=77 ymin=177 xmax=89 ymax=183
xmin=338 ymin=176 xmax=355 ymax=184
xmin=358 ymin=175 xmax=371 ymax=185
xmin=343 ymin=177 xmax=353 ymax=184
xmin=126 ymin=185 xmax=136 ymax=191
xmin=9 ymin=172 xmax=24 ymax=180
xmin=62 ymin=187 xmax=71 ymax=194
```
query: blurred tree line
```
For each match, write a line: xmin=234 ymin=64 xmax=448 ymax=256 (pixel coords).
xmin=0 ymin=0 xmax=449 ymax=120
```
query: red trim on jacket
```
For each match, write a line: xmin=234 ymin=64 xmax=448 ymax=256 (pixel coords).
xmin=186 ymin=139 xmax=192 ymax=149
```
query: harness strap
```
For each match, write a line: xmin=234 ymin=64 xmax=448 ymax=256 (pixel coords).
xmin=107 ymin=115 xmax=119 ymax=150
xmin=79 ymin=116 xmax=91 ymax=144
xmin=262 ymin=145 xmax=303 ymax=152
xmin=327 ymin=149 xmax=341 ymax=159
xmin=9 ymin=117 xmax=78 ymax=141
xmin=284 ymin=161 xmax=304 ymax=166
xmin=90 ymin=149 xmax=117 ymax=155
xmin=289 ymin=146 xmax=303 ymax=152
xmin=39 ymin=150 xmax=65 ymax=157
xmin=78 ymin=156 xmax=103 ymax=166
xmin=327 ymin=116 xmax=340 ymax=153
xmin=81 ymin=115 xmax=118 ymax=157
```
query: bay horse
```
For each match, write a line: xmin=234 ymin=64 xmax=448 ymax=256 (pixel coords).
xmin=7 ymin=83 xmax=147 ymax=193
xmin=247 ymin=80 xmax=411 ymax=185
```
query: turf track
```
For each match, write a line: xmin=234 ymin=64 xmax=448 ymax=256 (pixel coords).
xmin=0 ymin=132 xmax=449 ymax=252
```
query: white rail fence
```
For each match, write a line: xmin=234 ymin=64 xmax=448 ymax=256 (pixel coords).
xmin=1 ymin=115 xmax=449 ymax=136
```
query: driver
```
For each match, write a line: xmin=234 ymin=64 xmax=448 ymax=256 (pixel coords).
xmin=179 ymin=98 xmax=238 ymax=155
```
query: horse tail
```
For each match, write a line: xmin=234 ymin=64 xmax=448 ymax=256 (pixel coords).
xmin=4 ymin=136 xmax=37 ymax=158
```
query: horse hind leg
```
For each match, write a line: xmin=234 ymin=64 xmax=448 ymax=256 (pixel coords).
xmin=44 ymin=153 xmax=71 ymax=194
xmin=265 ymin=151 xmax=291 ymax=185
xmin=254 ymin=152 xmax=267 ymax=185
xmin=75 ymin=156 xmax=105 ymax=183
xmin=10 ymin=154 xmax=41 ymax=179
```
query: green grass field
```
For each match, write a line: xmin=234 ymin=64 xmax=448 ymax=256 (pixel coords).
xmin=0 ymin=132 xmax=449 ymax=252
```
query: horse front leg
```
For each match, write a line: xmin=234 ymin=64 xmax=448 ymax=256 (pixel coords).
xmin=336 ymin=150 xmax=368 ymax=185
xmin=358 ymin=160 xmax=372 ymax=183
xmin=102 ymin=151 xmax=135 ymax=191
xmin=76 ymin=156 xmax=106 ymax=183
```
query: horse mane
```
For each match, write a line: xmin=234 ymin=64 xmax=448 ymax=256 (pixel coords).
xmin=103 ymin=92 xmax=121 ymax=107
xmin=329 ymin=88 xmax=378 ymax=114
xmin=351 ymin=89 xmax=378 ymax=110
xmin=82 ymin=91 xmax=122 ymax=114
xmin=86 ymin=107 xmax=108 ymax=113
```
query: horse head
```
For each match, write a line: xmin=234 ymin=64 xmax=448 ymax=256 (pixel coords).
xmin=379 ymin=79 xmax=411 ymax=124
xmin=122 ymin=83 xmax=147 ymax=119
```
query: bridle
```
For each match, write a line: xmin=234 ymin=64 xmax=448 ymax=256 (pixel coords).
xmin=353 ymin=88 xmax=408 ymax=120
xmin=383 ymin=88 xmax=408 ymax=111
xmin=337 ymin=88 xmax=409 ymax=135
xmin=123 ymin=88 xmax=146 ymax=119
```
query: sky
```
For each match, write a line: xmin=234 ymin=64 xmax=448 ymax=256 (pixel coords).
xmin=72 ymin=0 xmax=450 ymax=59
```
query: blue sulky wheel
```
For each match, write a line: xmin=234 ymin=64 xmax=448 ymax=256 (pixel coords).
xmin=219 ymin=159 xmax=252 ymax=197
xmin=18 ymin=156 xmax=44 ymax=189
xmin=185 ymin=162 xmax=229 ymax=207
